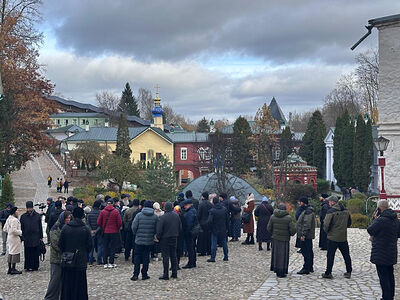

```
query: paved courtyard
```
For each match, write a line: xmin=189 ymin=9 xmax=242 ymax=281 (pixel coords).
xmin=0 ymin=228 xmax=398 ymax=300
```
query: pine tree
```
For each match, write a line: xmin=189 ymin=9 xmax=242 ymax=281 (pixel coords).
xmin=196 ymin=117 xmax=210 ymax=133
xmin=363 ymin=118 xmax=374 ymax=188
xmin=116 ymin=114 xmax=132 ymax=159
xmin=339 ymin=113 xmax=354 ymax=187
xmin=119 ymin=82 xmax=140 ymax=116
xmin=280 ymin=126 xmax=293 ymax=161
xmin=140 ymin=155 xmax=176 ymax=203
xmin=0 ymin=174 xmax=14 ymax=209
xmin=353 ymin=115 xmax=366 ymax=191
xmin=299 ymin=110 xmax=326 ymax=178
xmin=232 ymin=116 xmax=252 ymax=175
xmin=333 ymin=115 xmax=344 ymax=187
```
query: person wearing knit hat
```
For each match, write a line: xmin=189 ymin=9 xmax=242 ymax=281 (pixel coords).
xmin=59 ymin=205 xmax=92 ymax=299
xmin=20 ymin=200 xmax=43 ymax=271
xmin=296 ymin=196 xmax=316 ymax=275
xmin=3 ymin=206 xmax=23 ymax=275
xmin=0 ymin=203 xmax=14 ymax=255
xmin=319 ymin=194 xmax=330 ymax=251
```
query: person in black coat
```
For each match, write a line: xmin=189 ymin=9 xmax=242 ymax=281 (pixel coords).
xmin=254 ymin=197 xmax=274 ymax=251
xmin=59 ymin=207 xmax=92 ymax=300
xmin=86 ymin=200 xmax=102 ymax=264
xmin=319 ymin=194 xmax=330 ymax=250
xmin=156 ymin=202 xmax=182 ymax=280
xmin=185 ymin=190 xmax=199 ymax=211
xmin=48 ymin=201 xmax=63 ymax=236
xmin=367 ymin=200 xmax=400 ymax=300
xmin=207 ymin=197 xmax=229 ymax=262
xmin=182 ymin=199 xmax=197 ymax=269
xmin=20 ymin=201 xmax=43 ymax=271
xmin=197 ymin=192 xmax=212 ymax=256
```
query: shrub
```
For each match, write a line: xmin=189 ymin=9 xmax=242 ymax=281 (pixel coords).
xmin=285 ymin=183 xmax=316 ymax=206
xmin=0 ymin=175 xmax=14 ymax=209
xmin=317 ymin=179 xmax=330 ymax=195
xmin=347 ymin=198 xmax=364 ymax=214
xmin=350 ymin=213 xmax=370 ymax=229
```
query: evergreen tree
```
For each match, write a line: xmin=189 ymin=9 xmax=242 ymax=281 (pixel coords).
xmin=196 ymin=117 xmax=210 ymax=133
xmin=0 ymin=174 xmax=14 ymax=209
xmin=279 ymin=126 xmax=293 ymax=161
xmin=333 ymin=115 xmax=344 ymax=187
xmin=299 ymin=110 xmax=326 ymax=178
xmin=353 ymin=115 xmax=366 ymax=191
xmin=140 ymin=155 xmax=176 ymax=203
xmin=232 ymin=116 xmax=252 ymax=175
xmin=339 ymin=113 xmax=354 ymax=187
xmin=119 ymin=82 xmax=140 ymax=116
xmin=116 ymin=114 xmax=132 ymax=159
xmin=364 ymin=118 xmax=374 ymax=185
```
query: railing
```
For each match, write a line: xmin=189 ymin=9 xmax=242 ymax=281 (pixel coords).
xmin=45 ymin=150 xmax=67 ymax=176
xmin=386 ymin=195 xmax=400 ymax=212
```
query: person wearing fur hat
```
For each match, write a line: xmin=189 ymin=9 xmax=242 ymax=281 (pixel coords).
xmin=20 ymin=201 xmax=43 ymax=271
xmin=319 ymin=193 xmax=330 ymax=250
xmin=59 ymin=207 xmax=92 ymax=300
xmin=0 ymin=203 xmax=13 ymax=255
xmin=3 ymin=206 xmax=22 ymax=275
xmin=242 ymin=193 xmax=255 ymax=245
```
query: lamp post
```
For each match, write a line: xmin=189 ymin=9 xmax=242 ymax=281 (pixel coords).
xmin=374 ymin=136 xmax=390 ymax=199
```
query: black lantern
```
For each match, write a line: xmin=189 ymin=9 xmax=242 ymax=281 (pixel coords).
xmin=374 ymin=136 xmax=390 ymax=156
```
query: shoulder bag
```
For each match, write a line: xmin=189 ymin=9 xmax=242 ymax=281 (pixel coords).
xmin=61 ymin=249 xmax=79 ymax=269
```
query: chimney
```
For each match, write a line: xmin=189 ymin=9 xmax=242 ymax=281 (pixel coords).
xmin=105 ymin=121 xmax=109 ymax=127
xmin=85 ymin=124 xmax=89 ymax=131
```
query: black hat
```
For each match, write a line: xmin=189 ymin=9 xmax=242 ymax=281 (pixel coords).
xmin=72 ymin=207 xmax=85 ymax=219
xmin=26 ymin=201 xmax=34 ymax=208
xmin=93 ymin=200 xmax=102 ymax=208
xmin=72 ymin=198 xmax=78 ymax=203
xmin=113 ymin=197 xmax=120 ymax=203
xmin=201 ymin=192 xmax=209 ymax=200
xmin=47 ymin=197 xmax=53 ymax=202
xmin=144 ymin=200 xmax=153 ymax=208
xmin=219 ymin=193 xmax=227 ymax=200
xmin=185 ymin=190 xmax=193 ymax=198
xmin=6 ymin=203 xmax=13 ymax=209
xmin=181 ymin=199 xmax=193 ymax=206
xmin=106 ymin=198 xmax=114 ymax=204
xmin=132 ymin=199 xmax=140 ymax=207
xmin=299 ymin=197 xmax=308 ymax=204
xmin=140 ymin=200 xmax=146 ymax=207
xmin=321 ymin=193 xmax=329 ymax=199
xmin=55 ymin=200 xmax=62 ymax=208
xmin=9 ymin=207 xmax=17 ymax=215
xmin=105 ymin=195 xmax=111 ymax=202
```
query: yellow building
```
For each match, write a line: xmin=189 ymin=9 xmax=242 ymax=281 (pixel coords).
xmin=62 ymin=126 xmax=173 ymax=165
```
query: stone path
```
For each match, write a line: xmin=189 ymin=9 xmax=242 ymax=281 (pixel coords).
xmin=249 ymin=229 xmax=400 ymax=300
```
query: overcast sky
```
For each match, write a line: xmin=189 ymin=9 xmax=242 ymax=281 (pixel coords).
xmin=38 ymin=0 xmax=400 ymax=121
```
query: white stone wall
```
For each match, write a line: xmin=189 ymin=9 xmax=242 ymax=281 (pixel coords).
xmin=377 ymin=21 xmax=400 ymax=195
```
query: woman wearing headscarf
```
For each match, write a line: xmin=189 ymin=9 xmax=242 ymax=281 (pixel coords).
xmin=3 ymin=206 xmax=22 ymax=275
xmin=241 ymin=193 xmax=255 ymax=245
xmin=228 ymin=196 xmax=241 ymax=242
xmin=267 ymin=203 xmax=296 ymax=278
xmin=254 ymin=196 xmax=274 ymax=251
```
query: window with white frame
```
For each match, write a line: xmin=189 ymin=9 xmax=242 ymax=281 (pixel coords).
xmin=181 ymin=147 xmax=187 ymax=160
xmin=205 ymin=147 xmax=211 ymax=160
xmin=198 ymin=147 xmax=205 ymax=160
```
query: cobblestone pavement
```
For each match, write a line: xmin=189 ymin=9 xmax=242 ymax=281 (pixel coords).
xmin=0 ymin=229 xmax=398 ymax=299
xmin=249 ymin=228 xmax=400 ymax=300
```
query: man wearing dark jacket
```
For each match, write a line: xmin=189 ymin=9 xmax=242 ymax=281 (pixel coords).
xmin=319 ymin=194 xmax=330 ymax=250
xmin=185 ymin=190 xmax=199 ymax=210
xmin=0 ymin=203 xmax=12 ymax=255
xmin=86 ymin=200 xmax=103 ymax=264
xmin=182 ymin=199 xmax=197 ymax=269
xmin=48 ymin=201 xmax=63 ymax=236
xmin=156 ymin=202 xmax=182 ymax=280
xmin=367 ymin=200 xmax=400 ymax=300
xmin=124 ymin=199 xmax=139 ymax=261
xmin=20 ymin=201 xmax=43 ymax=271
xmin=97 ymin=198 xmax=122 ymax=268
xmin=322 ymin=195 xmax=352 ymax=279
xmin=296 ymin=197 xmax=316 ymax=275
xmin=59 ymin=207 xmax=92 ymax=300
xmin=131 ymin=201 xmax=158 ymax=281
xmin=207 ymin=197 xmax=229 ymax=262
xmin=197 ymin=192 xmax=212 ymax=256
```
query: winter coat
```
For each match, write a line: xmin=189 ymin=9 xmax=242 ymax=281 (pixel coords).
xmin=0 ymin=208 xmax=10 ymax=228
xmin=296 ymin=205 xmax=316 ymax=240
xmin=229 ymin=200 xmax=241 ymax=219
xmin=254 ymin=201 xmax=274 ymax=242
xmin=197 ymin=199 xmax=213 ymax=229
xmin=187 ymin=197 xmax=199 ymax=211
xmin=48 ymin=207 xmax=63 ymax=232
xmin=367 ymin=209 xmax=400 ymax=266
xmin=45 ymin=203 xmax=54 ymax=224
xmin=20 ymin=210 xmax=43 ymax=247
xmin=123 ymin=206 xmax=138 ymax=230
xmin=86 ymin=207 xmax=101 ymax=231
xmin=59 ymin=218 xmax=92 ymax=271
xmin=3 ymin=215 xmax=22 ymax=255
xmin=295 ymin=205 xmax=306 ymax=220
xmin=131 ymin=207 xmax=158 ymax=245
xmin=267 ymin=209 xmax=296 ymax=242
xmin=208 ymin=203 xmax=229 ymax=238
xmin=320 ymin=200 xmax=330 ymax=223
xmin=242 ymin=196 xmax=255 ymax=234
xmin=97 ymin=205 xmax=122 ymax=234
xmin=156 ymin=210 xmax=182 ymax=240
xmin=183 ymin=206 xmax=197 ymax=234
xmin=323 ymin=203 xmax=351 ymax=242
xmin=49 ymin=221 xmax=63 ymax=264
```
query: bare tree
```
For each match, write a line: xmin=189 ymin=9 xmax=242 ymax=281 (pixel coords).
xmin=289 ymin=110 xmax=313 ymax=132
xmin=137 ymin=88 xmax=153 ymax=120
xmin=96 ymin=90 xmax=120 ymax=113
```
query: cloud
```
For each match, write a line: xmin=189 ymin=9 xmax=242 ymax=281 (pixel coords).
xmin=39 ymin=51 xmax=351 ymax=121
xmin=42 ymin=0 xmax=398 ymax=63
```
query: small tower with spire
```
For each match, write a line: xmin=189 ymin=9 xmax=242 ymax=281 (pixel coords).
xmin=151 ymin=85 xmax=164 ymax=131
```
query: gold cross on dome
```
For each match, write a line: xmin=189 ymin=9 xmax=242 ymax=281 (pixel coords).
xmin=155 ymin=84 xmax=160 ymax=98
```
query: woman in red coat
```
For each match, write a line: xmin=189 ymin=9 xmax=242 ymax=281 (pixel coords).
xmin=242 ymin=193 xmax=255 ymax=245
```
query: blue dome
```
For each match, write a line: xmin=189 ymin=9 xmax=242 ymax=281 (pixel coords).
xmin=152 ymin=106 xmax=163 ymax=117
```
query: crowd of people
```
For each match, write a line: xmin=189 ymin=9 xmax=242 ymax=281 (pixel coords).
xmin=0 ymin=190 xmax=399 ymax=300
xmin=47 ymin=175 xmax=70 ymax=194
